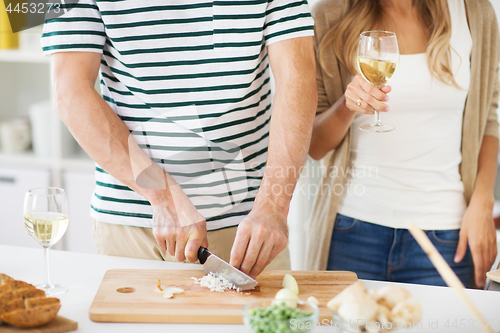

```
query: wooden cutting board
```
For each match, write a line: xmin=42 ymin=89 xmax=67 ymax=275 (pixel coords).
xmin=89 ymin=269 xmax=357 ymax=324
xmin=0 ymin=316 xmax=78 ymax=333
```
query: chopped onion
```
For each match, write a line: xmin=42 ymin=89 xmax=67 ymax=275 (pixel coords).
xmin=192 ymin=272 xmax=241 ymax=292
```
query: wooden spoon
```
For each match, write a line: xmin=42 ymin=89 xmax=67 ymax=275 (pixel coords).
xmin=408 ymin=222 xmax=495 ymax=333
xmin=486 ymin=269 xmax=500 ymax=284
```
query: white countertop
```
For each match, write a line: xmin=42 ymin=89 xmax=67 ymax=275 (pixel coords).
xmin=1 ymin=244 xmax=499 ymax=333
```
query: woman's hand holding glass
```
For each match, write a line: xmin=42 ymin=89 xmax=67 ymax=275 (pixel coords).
xmin=345 ymin=74 xmax=391 ymax=115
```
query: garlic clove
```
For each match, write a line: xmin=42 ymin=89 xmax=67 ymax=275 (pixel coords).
xmin=372 ymin=286 xmax=411 ymax=310
xmin=337 ymin=295 xmax=378 ymax=325
xmin=327 ymin=281 xmax=367 ymax=311
xmin=390 ymin=296 xmax=422 ymax=324
xmin=282 ymin=273 xmax=299 ymax=295
xmin=274 ymin=288 xmax=299 ymax=308
xmin=307 ymin=296 xmax=319 ymax=306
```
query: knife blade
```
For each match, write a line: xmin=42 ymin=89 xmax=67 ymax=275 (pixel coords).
xmin=197 ymin=247 xmax=258 ymax=291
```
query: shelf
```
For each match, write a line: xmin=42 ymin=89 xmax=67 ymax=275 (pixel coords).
xmin=62 ymin=152 xmax=95 ymax=172
xmin=0 ymin=151 xmax=95 ymax=172
xmin=0 ymin=49 xmax=49 ymax=64
xmin=0 ymin=151 xmax=52 ymax=168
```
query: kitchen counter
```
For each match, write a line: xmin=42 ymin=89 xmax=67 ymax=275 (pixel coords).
xmin=1 ymin=244 xmax=499 ymax=333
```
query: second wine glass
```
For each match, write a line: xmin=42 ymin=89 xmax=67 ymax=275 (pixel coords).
xmin=24 ymin=187 xmax=69 ymax=296
xmin=357 ymin=31 xmax=399 ymax=133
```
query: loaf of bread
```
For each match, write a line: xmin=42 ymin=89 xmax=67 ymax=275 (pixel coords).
xmin=0 ymin=274 xmax=61 ymax=328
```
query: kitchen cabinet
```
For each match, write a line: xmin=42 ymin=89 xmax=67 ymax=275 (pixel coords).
xmin=0 ymin=166 xmax=50 ymax=248
xmin=63 ymin=171 xmax=97 ymax=254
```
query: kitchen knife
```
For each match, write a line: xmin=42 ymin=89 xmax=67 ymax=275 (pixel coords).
xmin=197 ymin=247 xmax=258 ymax=291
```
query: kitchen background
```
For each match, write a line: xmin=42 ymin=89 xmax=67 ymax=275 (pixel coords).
xmin=1 ymin=0 xmax=500 ymax=272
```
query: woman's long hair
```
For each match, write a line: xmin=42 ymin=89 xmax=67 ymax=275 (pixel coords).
xmin=319 ymin=0 xmax=460 ymax=88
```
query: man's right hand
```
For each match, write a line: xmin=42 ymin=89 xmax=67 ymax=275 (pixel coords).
xmin=51 ymin=52 xmax=208 ymax=263
xmin=151 ymin=181 xmax=208 ymax=263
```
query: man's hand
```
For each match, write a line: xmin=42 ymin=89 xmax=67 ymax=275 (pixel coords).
xmin=227 ymin=36 xmax=316 ymax=277
xmin=455 ymin=198 xmax=497 ymax=287
xmin=230 ymin=201 xmax=288 ymax=278
xmin=151 ymin=178 xmax=208 ymax=263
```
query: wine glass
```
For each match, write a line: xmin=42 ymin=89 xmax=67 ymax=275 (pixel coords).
xmin=357 ymin=31 xmax=399 ymax=133
xmin=24 ymin=187 xmax=69 ymax=296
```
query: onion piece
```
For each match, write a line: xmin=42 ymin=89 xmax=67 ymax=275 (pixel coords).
xmin=157 ymin=279 xmax=163 ymax=292
xmin=162 ymin=292 xmax=174 ymax=299
xmin=163 ymin=287 xmax=184 ymax=295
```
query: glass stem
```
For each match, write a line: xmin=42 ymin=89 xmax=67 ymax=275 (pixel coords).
xmin=374 ymin=110 xmax=382 ymax=126
xmin=43 ymin=247 xmax=52 ymax=289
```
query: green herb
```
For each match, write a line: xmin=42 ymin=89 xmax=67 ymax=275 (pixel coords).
xmin=246 ymin=303 xmax=314 ymax=333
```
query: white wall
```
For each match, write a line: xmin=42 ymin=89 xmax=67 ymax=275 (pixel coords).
xmin=491 ymin=0 xmax=500 ymax=19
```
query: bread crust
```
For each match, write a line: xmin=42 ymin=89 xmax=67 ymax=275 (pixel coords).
xmin=0 ymin=277 xmax=61 ymax=328
xmin=0 ymin=285 xmax=12 ymax=294
xmin=0 ymin=274 xmax=13 ymax=284
xmin=2 ymin=280 xmax=37 ymax=291
xmin=13 ymin=288 xmax=46 ymax=300
xmin=2 ymin=304 xmax=61 ymax=328
xmin=25 ymin=297 xmax=60 ymax=309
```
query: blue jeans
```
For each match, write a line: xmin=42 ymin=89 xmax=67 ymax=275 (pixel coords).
xmin=327 ymin=214 xmax=472 ymax=287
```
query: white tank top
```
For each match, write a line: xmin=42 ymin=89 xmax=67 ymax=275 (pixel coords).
xmin=337 ymin=0 xmax=471 ymax=230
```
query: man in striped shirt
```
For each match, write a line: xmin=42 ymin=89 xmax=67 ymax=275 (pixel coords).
xmin=42 ymin=0 xmax=316 ymax=277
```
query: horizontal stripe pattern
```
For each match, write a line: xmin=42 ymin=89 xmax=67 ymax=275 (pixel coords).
xmin=42 ymin=0 xmax=313 ymax=229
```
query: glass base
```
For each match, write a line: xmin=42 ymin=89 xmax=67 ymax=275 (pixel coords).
xmin=359 ymin=122 xmax=395 ymax=133
xmin=36 ymin=283 xmax=67 ymax=296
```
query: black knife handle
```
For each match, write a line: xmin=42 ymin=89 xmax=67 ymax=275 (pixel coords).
xmin=198 ymin=247 xmax=209 ymax=264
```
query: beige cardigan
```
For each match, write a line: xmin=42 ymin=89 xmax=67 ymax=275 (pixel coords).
xmin=304 ymin=0 xmax=500 ymax=271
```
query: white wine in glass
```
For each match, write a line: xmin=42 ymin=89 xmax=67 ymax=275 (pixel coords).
xmin=24 ymin=188 xmax=69 ymax=296
xmin=357 ymin=31 xmax=399 ymax=133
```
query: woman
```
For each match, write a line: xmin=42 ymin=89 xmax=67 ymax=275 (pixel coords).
xmin=305 ymin=0 xmax=499 ymax=288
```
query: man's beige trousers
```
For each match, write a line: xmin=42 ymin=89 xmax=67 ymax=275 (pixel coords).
xmin=93 ymin=221 xmax=291 ymax=270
